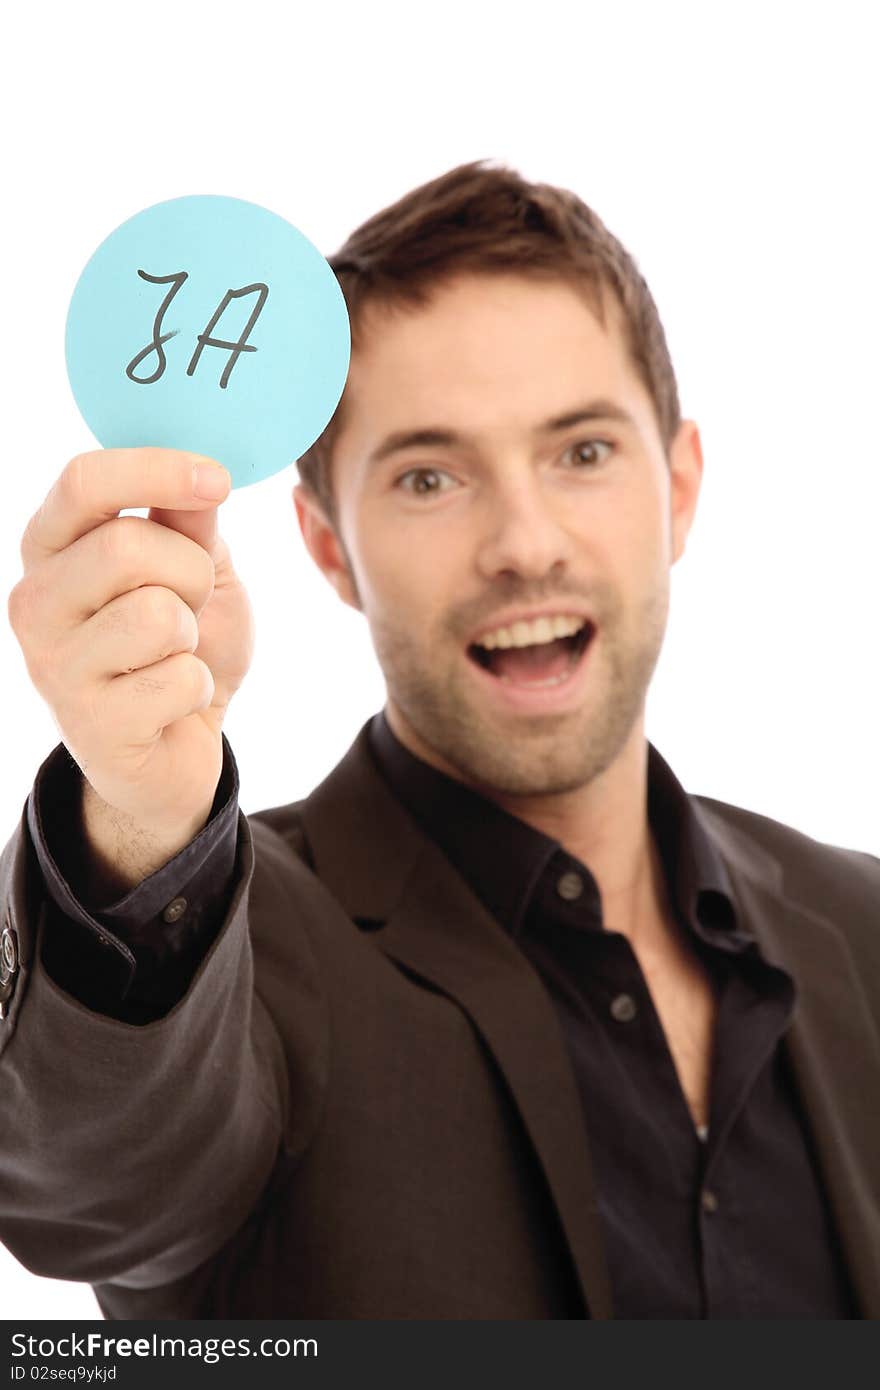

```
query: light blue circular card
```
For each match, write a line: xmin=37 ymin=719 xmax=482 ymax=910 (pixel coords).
xmin=65 ymin=195 xmax=351 ymax=489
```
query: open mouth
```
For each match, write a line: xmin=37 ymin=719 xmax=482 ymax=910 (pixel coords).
xmin=466 ymin=620 xmax=594 ymax=689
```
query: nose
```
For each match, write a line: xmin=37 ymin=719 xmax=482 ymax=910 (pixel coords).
xmin=475 ymin=471 xmax=573 ymax=583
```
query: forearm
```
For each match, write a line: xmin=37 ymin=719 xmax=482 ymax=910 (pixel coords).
xmin=0 ymin=810 xmax=286 ymax=1289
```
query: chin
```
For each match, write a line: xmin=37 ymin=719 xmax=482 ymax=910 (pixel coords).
xmin=468 ymin=753 xmax=605 ymax=800
xmin=422 ymin=713 xmax=612 ymax=800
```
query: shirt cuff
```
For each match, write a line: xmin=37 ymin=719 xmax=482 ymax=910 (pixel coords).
xmin=26 ymin=732 xmax=241 ymax=1020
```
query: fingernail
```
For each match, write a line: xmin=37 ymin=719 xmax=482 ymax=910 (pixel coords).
xmin=192 ymin=463 xmax=230 ymax=499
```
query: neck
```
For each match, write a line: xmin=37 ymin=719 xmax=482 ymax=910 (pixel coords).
xmin=384 ymin=703 xmax=671 ymax=949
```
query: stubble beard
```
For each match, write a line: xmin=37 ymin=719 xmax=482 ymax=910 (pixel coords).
xmin=369 ymin=582 xmax=670 ymax=799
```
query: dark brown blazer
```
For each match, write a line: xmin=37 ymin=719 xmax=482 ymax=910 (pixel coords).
xmin=0 ymin=722 xmax=878 ymax=1319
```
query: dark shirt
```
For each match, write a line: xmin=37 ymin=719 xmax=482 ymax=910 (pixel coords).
xmin=27 ymin=719 xmax=857 ymax=1316
xmin=365 ymin=715 xmax=856 ymax=1319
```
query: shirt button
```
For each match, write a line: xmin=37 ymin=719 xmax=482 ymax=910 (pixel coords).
xmin=162 ymin=897 xmax=188 ymax=924
xmin=701 ymin=1188 xmax=719 ymax=1214
xmin=610 ymin=992 xmax=638 ymax=1023
xmin=556 ymin=871 xmax=583 ymax=901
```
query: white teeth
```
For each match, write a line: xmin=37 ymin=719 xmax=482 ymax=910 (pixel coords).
xmin=476 ymin=614 xmax=586 ymax=651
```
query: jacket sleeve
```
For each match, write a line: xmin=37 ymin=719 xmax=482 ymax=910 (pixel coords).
xmin=0 ymin=734 xmax=290 ymax=1292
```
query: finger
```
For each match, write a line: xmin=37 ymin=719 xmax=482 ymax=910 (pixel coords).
xmin=91 ymin=651 xmax=215 ymax=750
xmin=57 ymin=585 xmax=201 ymax=694
xmin=20 ymin=448 xmax=230 ymax=574
xmin=15 ymin=515 xmax=216 ymax=643
xmin=147 ymin=500 xmax=222 ymax=571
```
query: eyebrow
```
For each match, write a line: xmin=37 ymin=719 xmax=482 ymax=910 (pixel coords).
xmin=366 ymin=399 xmax=638 ymax=468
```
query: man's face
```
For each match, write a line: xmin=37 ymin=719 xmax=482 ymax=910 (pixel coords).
xmin=297 ymin=272 xmax=702 ymax=798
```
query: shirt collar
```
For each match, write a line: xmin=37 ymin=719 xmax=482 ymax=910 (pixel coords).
xmin=367 ymin=709 xmax=746 ymax=948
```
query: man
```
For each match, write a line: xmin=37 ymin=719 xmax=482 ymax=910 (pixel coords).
xmin=1 ymin=160 xmax=878 ymax=1319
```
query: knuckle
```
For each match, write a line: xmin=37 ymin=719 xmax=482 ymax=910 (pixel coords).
xmin=177 ymin=604 xmax=199 ymax=649
xmin=6 ymin=580 xmax=25 ymax=631
xmin=137 ymin=585 xmax=183 ymax=634
xmin=100 ymin=514 xmax=144 ymax=566
xmin=190 ymin=654 xmax=213 ymax=697
xmin=7 ymin=576 xmax=41 ymax=641
xmin=19 ymin=504 xmax=48 ymax=569
xmin=62 ymin=451 xmax=91 ymax=505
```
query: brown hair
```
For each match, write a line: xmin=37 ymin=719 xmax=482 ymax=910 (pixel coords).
xmin=296 ymin=158 xmax=682 ymax=523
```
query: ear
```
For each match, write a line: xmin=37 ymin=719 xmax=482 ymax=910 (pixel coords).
xmin=667 ymin=419 xmax=704 ymax=565
xmin=293 ymin=484 xmax=361 ymax=610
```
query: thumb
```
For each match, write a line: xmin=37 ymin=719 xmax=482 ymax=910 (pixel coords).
xmin=146 ymin=501 xmax=230 ymax=591
xmin=147 ymin=497 xmax=220 ymax=551
xmin=145 ymin=457 xmax=231 ymax=559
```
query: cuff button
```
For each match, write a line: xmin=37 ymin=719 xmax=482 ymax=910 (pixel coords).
xmin=1 ymin=926 xmax=18 ymax=979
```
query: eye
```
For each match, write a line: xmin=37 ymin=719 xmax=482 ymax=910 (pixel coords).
xmin=394 ymin=467 xmax=458 ymax=496
xmin=561 ymin=438 xmax=614 ymax=469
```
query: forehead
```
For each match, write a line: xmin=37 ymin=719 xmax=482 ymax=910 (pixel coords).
xmin=336 ymin=272 xmax=655 ymax=447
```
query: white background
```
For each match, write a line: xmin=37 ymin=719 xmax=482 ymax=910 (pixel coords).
xmin=1 ymin=0 xmax=877 ymax=1319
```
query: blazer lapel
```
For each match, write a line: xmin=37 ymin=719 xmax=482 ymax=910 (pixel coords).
xmin=695 ymin=801 xmax=880 ymax=1317
xmin=301 ymin=723 xmax=614 ymax=1320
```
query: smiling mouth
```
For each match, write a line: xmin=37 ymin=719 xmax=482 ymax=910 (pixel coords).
xmin=467 ymin=622 xmax=594 ymax=688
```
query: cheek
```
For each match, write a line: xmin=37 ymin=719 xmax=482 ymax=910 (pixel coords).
xmin=351 ymin=508 xmax=465 ymax=619
xmin=600 ymin=487 xmax=668 ymax=571
xmin=352 ymin=528 xmax=431 ymax=628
